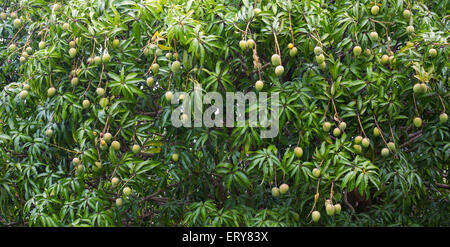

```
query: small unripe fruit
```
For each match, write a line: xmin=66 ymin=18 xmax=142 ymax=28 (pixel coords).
xmin=355 ymin=135 xmax=363 ymax=144
xmin=247 ymin=39 xmax=255 ymax=49
xmin=69 ymin=48 xmax=77 ymax=58
xmin=112 ymin=39 xmax=120 ymax=48
xmin=365 ymin=49 xmax=372 ymax=56
xmin=20 ymin=90 xmax=28 ymax=99
xmin=312 ymin=168 xmax=321 ymax=178
xmin=362 ymin=138 xmax=370 ymax=148
xmin=23 ymin=83 xmax=30 ymax=90
xmin=373 ymin=127 xmax=381 ymax=137
xmin=100 ymin=139 xmax=108 ymax=150
xmin=146 ymin=77 xmax=154 ymax=87
xmin=151 ymin=63 xmax=160 ymax=74
xmin=82 ymin=99 xmax=90 ymax=109
xmin=389 ymin=55 xmax=395 ymax=64
xmin=165 ymin=52 xmax=172 ymax=59
xmin=413 ymin=117 xmax=422 ymax=128
xmin=171 ymin=61 xmax=181 ymax=73
xmin=326 ymin=203 xmax=335 ymax=216
xmin=354 ymin=144 xmax=362 ymax=154
xmin=403 ymin=9 xmax=411 ymax=19
xmin=47 ymin=87 xmax=56 ymax=97
xmin=239 ymin=40 xmax=247 ymax=50
xmin=381 ymin=54 xmax=389 ymax=64
xmin=0 ymin=12 xmax=7 ymax=20
xmin=334 ymin=204 xmax=342 ymax=214
xmin=353 ymin=46 xmax=362 ymax=56
xmin=68 ymin=44 xmax=77 ymax=54
xmin=272 ymin=187 xmax=280 ymax=197
xmin=172 ymin=153 xmax=179 ymax=162
xmin=52 ymin=3 xmax=61 ymax=12
xmin=319 ymin=62 xmax=327 ymax=69
xmin=254 ymin=8 xmax=261 ymax=15
xmin=94 ymin=56 xmax=102 ymax=65
xmin=289 ymin=47 xmax=298 ymax=57
xmin=294 ymin=147 xmax=303 ymax=158
xmin=76 ymin=164 xmax=83 ymax=173
xmin=370 ymin=31 xmax=378 ymax=41
xmin=39 ymin=41 xmax=46 ymax=49
xmin=419 ymin=83 xmax=427 ymax=93
xmin=13 ymin=18 xmax=21 ymax=28
xmin=26 ymin=47 xmax=32 ymax=54
xmin=72 ymin=157 xmax=80 ymax=165
xmin=387 ymin=142 xmax=395 ymax=151
xmin=381 ymin=148 xmax=389 ymax=157
xmin=371 ymin=5 xmax=379 ymax=15
xmin=271 ymin=54 xmax=281 ymax=66
xmin=63 ymin=22 xmax=70 ymax=30
xmin=279 ymin=184 xmax=289 ymax=194
xmin=123 ymin=187 xmax=132 ymax=196
xmin=406 ymin=25 xmax=415 ymax=34
xmin=115 ymin=198 xmax=123 ymax=206
xmin=255 ymin=80 xmax=263 ymax=91
xmin=312 ymin=211 xmax=320 ymax=222
xmin=19 ymin=56 xmax=26 ymax=63
xmin=100 ymin=141 xmax=108 ymax=150
xmin=110 ymin=140 xmax=120 ymax=151
xmin=46 ymin=129 xmax=53 ymax=137
xmin=440 ymin=113 xmax=448 ymax=124
xmin=111 ymin=177 xmax=119 ymax=187
xmin=429 ymin=48 xmax=437 ymax=58
xmin=10 ymin=12 xmax=17 ymax=18
xmin=316 ymin=54 xmax=325 ymax=64
xmin=71 ymin=77 xmax=79 ymax=86
xmin=9 ymin=44 xmax=17 ymax=51
xmin=96 ymin=87 xmax=105 ymax=97
xmin=102 ymin=53 xmax=111 ymax=63
xmin=103 ymin=133 xmax=112 ymax=142
xmin=275 ymin=65 xmax=284 ymax=76
xmin=323 ymin=121 xmax=331 ymax=132
xmin=314 ymin=46 xmax=323 ymax=55
xmin=165 ymin=91 xmax=173 ymax=101
xmin=21 ymin=51 xmax=29 ymax=58
xmin=339 ymin=121 xmax=347 ymax=131
xmin=413 ymin=83 xmax=422 ymax=94
xmin=94 ymin=161 xmax=102 ymax=169
xmin=94 ymin=158 xmax=102 ymax=169
xmin=132 ymin=144 xmax=141 ymax=154
xmin=143 ymin=47 xmax=150 ymax=56
xmin=333 ymin=127 xmax=341 ymax=137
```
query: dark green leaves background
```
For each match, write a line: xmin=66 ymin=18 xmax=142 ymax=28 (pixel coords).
xmin=0 ymin=0 xmax=448 ymax=226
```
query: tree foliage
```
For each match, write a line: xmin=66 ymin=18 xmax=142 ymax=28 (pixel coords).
xmin=0 ymin=0 xmax=449 ymax=226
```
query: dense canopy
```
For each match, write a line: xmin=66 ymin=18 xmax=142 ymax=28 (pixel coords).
xmin=0 ymin=0 xmax=448 ymax=226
